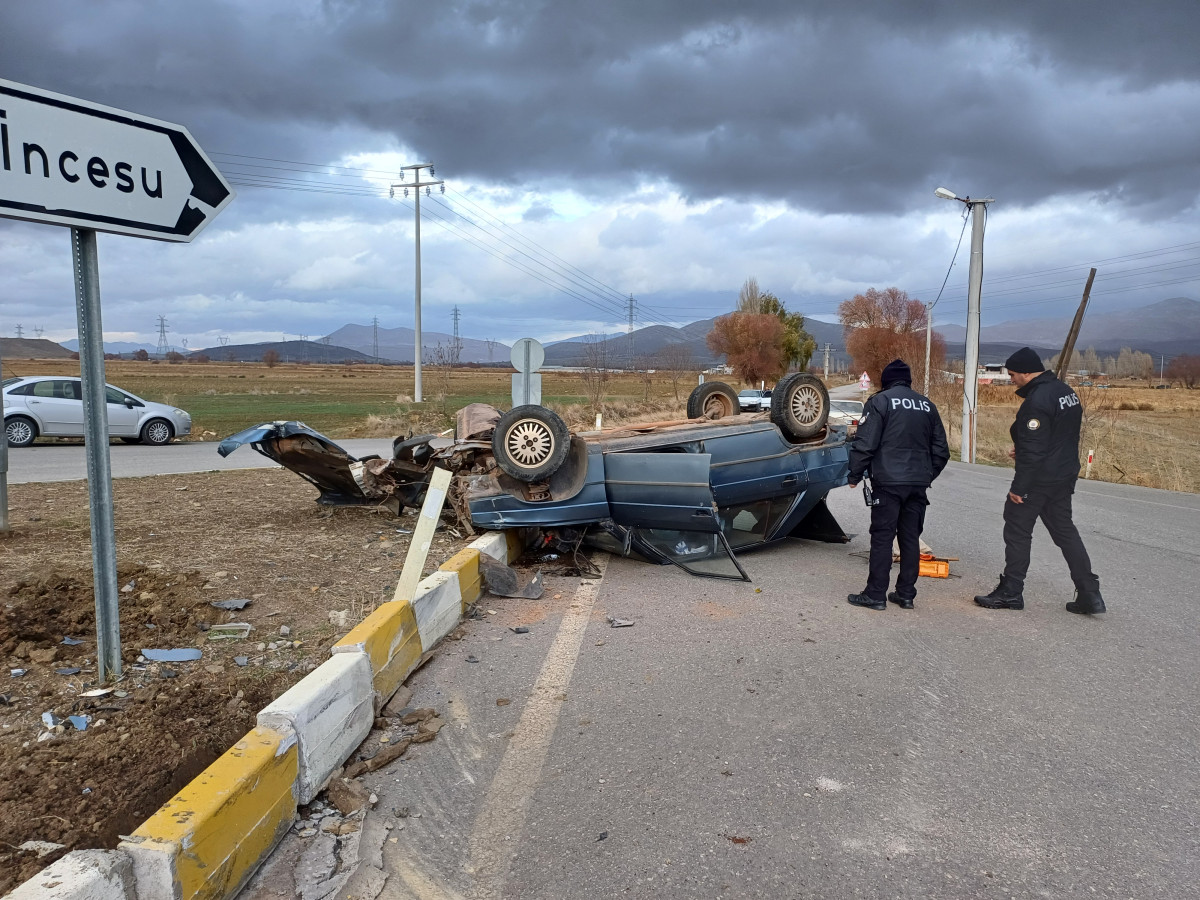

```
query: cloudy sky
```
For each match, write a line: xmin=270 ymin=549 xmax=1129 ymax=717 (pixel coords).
xmin=2 ymin=0 xmax=1199 ymax=352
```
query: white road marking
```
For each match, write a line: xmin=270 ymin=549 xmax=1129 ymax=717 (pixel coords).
xmin=466 ymin=555 xmax=609 ymax=899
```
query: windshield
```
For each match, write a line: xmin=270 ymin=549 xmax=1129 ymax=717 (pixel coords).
xmin=738 ymin=390 xmax=759 ymax=398
xmin=1 ymin=377 xmax=24 ymax=388
xmin=831 ymin=401 xmax=863 ymax=414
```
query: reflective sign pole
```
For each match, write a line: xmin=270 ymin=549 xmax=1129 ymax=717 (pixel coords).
xmin=0 ymin=338 xmax=8 ymax=532
xmin=71 ymin=228 xmax=122 ymax=681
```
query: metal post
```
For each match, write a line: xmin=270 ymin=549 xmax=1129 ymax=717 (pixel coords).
xmin=71 ymin=228 xmax=122 ymax=681
xmin=961 ymin=201 xmax=988 ymax=463
xmin=413 ymin=177 xmax=423 ymax=403
xmin=0 ymin=336 xmax=8 ymax=532
xmin=522 ymin=340 xmax=532 ymax=405
xmin=923 ymin=302 xmax=934 ymax=397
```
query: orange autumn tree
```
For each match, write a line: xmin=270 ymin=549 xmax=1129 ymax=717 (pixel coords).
xmin=706 ymin=312 xmax=787 ymax=385
xmin=838 ymin=287 xmax=944 ymax=388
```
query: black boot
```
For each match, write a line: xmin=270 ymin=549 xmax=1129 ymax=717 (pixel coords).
xmin=974 ymin=576 xmax=1024 ymax=610
xmin=888 ymin=592 xmax=914 ymax=610
xmin=1065 ymin=588 xmax=1106 ymax=615
xmin=847 ymin=592 xmax=886 ymax=611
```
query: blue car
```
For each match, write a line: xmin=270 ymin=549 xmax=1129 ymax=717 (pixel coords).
xmin=218 ymin=375 xmax=850 ymax=580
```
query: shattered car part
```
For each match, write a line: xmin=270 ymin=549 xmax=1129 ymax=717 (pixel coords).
xmin=142 ymin=648 xmax=203 ymax=662
xmin=219 ymin=381 xmax=850 ymax=580
xmin=479 ymin=554 xmax=545 ymax=599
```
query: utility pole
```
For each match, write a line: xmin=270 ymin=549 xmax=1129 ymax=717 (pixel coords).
xmin=822 ymin=343 xmax=833 ymax=380
xmin=14 ymin=324 xmax=23 ymax=339
xmin=627 ymin=294 xmax=636 ymax=371
xmin=34 ymin=326 xmax=43 ymax=338
xmin=923 ymin=302 xmax=934 ymax=397
xmin=391 ymin=163 xmax=445 ymax=402
xmin=960 ymin=199 xmax=992 ymax=463
xmin=372 ymin=316 xmax=379 ymax=364
xmin=155 ymin=316 xmax=169 ymax=358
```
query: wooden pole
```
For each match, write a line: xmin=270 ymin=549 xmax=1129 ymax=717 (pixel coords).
xmin=1056 ymin=268 xmax=1097 ymax=381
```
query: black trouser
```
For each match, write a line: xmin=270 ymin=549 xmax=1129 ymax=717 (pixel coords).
xmin=1002 ymin=478 xmax=1098 ymax=592
xmin=866 ymin=484 xmax=928 ymax=602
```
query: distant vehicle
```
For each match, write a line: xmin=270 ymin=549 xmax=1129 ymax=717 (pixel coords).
xmin=3 ymin=375 xmax=191 ymax=447
xmin=218 ymin=375 xmax=850 ymax=581
xmin=1154 ymin=384 xmax=1171 ymax=389
xmin=737 ymin=388 xmax=772 ymax=411
xmin=828 ymin=399 xmax=864 ymax=425
xmin=1080 ymin=380 xmax=1093 ymax=386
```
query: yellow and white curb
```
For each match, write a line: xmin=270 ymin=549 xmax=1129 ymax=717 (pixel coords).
xmin=8 ymin=528 xmax=527 ymax=900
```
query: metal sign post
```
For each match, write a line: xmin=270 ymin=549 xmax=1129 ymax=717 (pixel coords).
xmin=510 ymin=337 xmax=545 ymax=407
xmin=0 ymin=78 xmax=233 ymax=680
xmin=0 ymin=339 xmax=8 ymax=532
xmin=72 ymin=228 xmax=121 ymax=678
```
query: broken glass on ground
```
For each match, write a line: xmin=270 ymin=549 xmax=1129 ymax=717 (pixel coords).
xmin=142 ymin=648 xmax=203 ymax=662
xmin=210 ymin=598 xmax=252 ymax=611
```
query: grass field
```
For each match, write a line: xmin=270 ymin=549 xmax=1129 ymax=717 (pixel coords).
xmin=5 ymin=357 xmax=1198 ymax=493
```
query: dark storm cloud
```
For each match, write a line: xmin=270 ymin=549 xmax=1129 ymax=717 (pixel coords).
xmin=3 ymin=0 xmax=1199 ymax=216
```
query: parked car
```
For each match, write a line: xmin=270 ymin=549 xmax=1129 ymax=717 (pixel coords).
xmin=737 ymin=388 xmax=772 ymax=411
xmin=2 ymin=375 xmax=191 ymax=447
xmin=218 ymin=374 xmax=850 ymax=580
xmin=827 ymin=399 xmax=865 ymax=430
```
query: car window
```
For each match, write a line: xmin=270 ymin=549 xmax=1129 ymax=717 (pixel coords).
xmin=31 ymin=380 xmax=79 ymax=400
xmin=2 ymin=377 xmax=23 ymax=388
xmin=633 ymin=528 xmax=749 ymax=581
xmin=6 ymin=382 xmax=35 ymax=396
xmin=105 ymin=386 xmax=132 ymax=405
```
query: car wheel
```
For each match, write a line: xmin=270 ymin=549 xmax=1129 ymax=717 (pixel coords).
xmin=686 ymin=382 xmax=739 ymax=420
xmin=5 ymin=416 xmax=37 ymax=448
xmin=492 ymin=405 xmax=571 ymax=482
xmin=770 ymin=373 xmax=830 ymax=439
xmin=140 ymin=419 xmax=174 ymax=445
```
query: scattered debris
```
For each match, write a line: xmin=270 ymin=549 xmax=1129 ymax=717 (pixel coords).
xmin=597 ymin=831 xmax=608 ymax=841
xmin=511 ymin=626 xmax=530 ymax=634
xmin=66 ymin=715 xmax=90 ymax=731
xmin=10 ymin=668 xmax=27 ymax=677
xmin=206 ymin=623 xmax=253 ymax=641
xmin=400 ymin=708 xmax=436 ymax=726
xmin=606 ymin=616 xmax=635 ymax=628
xmin=142 ymin=648 xmax=203 ymax=662
xmin=465 ymin=655 xmax=480 ymax=664
xmin=326 ymin=777 xmax=371 ymax=816
xmin=80 ymin=688 xmax=113 ymax=698
xmin=210 ymin=598 xmax=252 ymax=611
xmin=60 ymin=636 xmax=83 ymax=646
xmin=41 ymin=712 xmax=61 ymax=728
xmin=479 ymin=555 xmax=545 ymax=599
xmin=120 ymin=581 xmax=136 ymax=593
xmin=328 ymin=609 xmax=352 ymax=628
xmin=381 ymin=687 xmax=414 ymax=717
xmin=18 ymin=841 xmax=66 ymax=858
xmin=496 ymin=698 xmax=510 ymax=707
xmin=55 ymin=667 xmax=82 ymax=676
xmin=344 ymin=738 xmax=412 ymax=779
xmin=234 ymin=656 xmax=249 ymax=667
xmin=280 ymin=625 xmax=292 ymax=637
xmin=725 ymin=834 xmax=752 ymax=845
xmin=415 ymin=717 xmax=445 ymax=740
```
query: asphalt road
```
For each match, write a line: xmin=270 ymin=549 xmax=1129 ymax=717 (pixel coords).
xmin=246 ymin=462 xmax=1200 ymax=899
xmin=2 ymin=437 xmax=396 ymax=484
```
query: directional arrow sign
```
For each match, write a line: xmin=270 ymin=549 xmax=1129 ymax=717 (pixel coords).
xmin=0 ymin=78 xmax=233 ymax=242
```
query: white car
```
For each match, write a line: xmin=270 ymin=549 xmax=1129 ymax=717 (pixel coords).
xmin=3 ymin=375 xmax=191 ymax=447
xmin=737 ymin=389 xmax=772 ymax=411
xmin=828 ymin=399 xmax=865 ymax=431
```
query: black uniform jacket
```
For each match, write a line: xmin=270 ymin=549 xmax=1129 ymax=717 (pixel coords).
xmin=848 ymin=383 xmax=950 ymax=488
xmin=1009 ymin=370 xmax=1083 ymax=495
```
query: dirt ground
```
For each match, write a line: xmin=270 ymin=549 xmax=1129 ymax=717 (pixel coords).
xmin=0 ymin=468 xmax=477 ymax=894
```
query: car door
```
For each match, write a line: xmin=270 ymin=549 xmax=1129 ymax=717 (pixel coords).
xmin=25 ymin=380 xmax=85 ymax=435
xmin=603 ymin=452 xmax=720 ymax=532
xmin=104 ymin=386 xmax=141 ymax=436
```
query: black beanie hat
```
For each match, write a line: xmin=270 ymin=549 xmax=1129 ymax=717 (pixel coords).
xmin=881 ymin=359 xmax=912 ymax=389
xmin=1004 ymin=347 xmax=1044 ymax=374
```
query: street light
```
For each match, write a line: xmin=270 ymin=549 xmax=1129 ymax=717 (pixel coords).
xmin=935 ymin=186 xmax=994 ymax=464
xmin=392 ymin=163 xmax=444 ymax=403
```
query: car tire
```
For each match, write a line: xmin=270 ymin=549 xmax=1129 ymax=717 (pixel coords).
xmin=770 ymin=373 xmax=830 ymax=439
xmin=687 ymin=382 xmax=739 ymax=420
xmin=492 ymin=405 xmax=571 ymax=482
xmin=140 ymin=419 xmax=174 ymax=446
xmin=5 ymin=416 xmax=37 ymax=448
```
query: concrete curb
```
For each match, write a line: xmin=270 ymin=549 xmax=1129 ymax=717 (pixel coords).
xmin=9 ymin=529 xmax=526 ymax=900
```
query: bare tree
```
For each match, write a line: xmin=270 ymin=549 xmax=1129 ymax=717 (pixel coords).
xmin=656 ymin=342 xmax=696 ymax=401
xmin=580 ymin=335 xmax=612 ymax=411
xmin=263 ymin=349 xmax=280 ymax=368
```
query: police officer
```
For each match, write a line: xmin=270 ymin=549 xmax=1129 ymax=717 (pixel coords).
xmin=974 ymin=348 xmax=1104 ymax=614
xmin=846 ymin=359 xmax=950 ymax=611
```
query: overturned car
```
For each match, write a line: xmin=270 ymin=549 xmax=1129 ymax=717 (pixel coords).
xmin=218 ymin=374 xmax=851 ymax=580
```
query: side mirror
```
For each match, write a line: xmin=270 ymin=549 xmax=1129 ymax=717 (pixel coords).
xmin=125 ymin=398 xmax=135 ymax=409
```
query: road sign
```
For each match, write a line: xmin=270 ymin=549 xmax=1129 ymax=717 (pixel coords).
xmin=510 ymin=338 xmax=545 ymax=373
xmin=859 ymin=371 xmax=871 ymax=391
xmin=0 ymin=78 xmax=233 ymax=242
